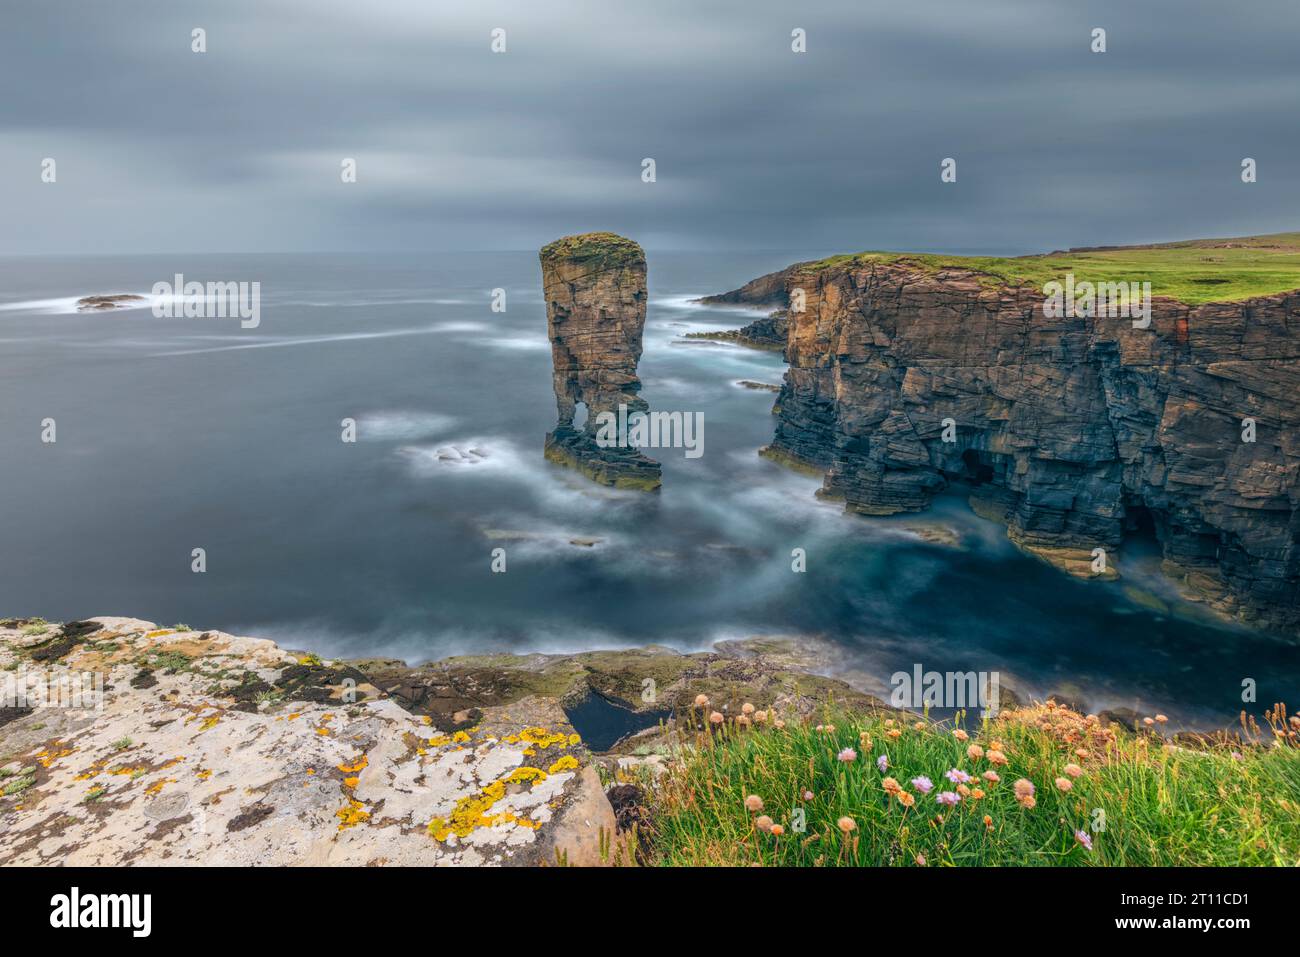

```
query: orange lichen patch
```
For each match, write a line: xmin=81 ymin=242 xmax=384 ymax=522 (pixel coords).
xmin=159 ymin=756 xmax=185 ymax=770
xmin=196 ymin=768 xmax=213 ymax=781
xmin=343 ymin=776 xmax=359 ymax=788
xmin=145 ymin=778 xmax=177 ymax=796
xmin=315 ymin=727 xmax=332 ymax=737
xmin=35 ymin=745 xmax=76 ymax=769
xmin=287 ymin=712 xmax=302 ymax=721
xmin=336 ymin=799 xmax=370 ymax=830
xmin=74 ymin=759 xmax=108 ymax=781
xmin=337 ymin=755 xmax=369 ymax=774
xmin=547 ymin=755 xmax=580 ymax=774
xmin=518 ymin=727 xmax=568 ymax=750
xmin=107 ymin=764 xmax=148 ymax=777
xmin=426 ymin=734 xmax=451 ymax=747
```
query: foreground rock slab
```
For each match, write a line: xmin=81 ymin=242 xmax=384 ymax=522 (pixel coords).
xmin=0 ymin=618 xmax=613 ymax=866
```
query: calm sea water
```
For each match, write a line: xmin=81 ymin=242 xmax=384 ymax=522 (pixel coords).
xmin=1 ymin=251 xmax=1295 ymax=727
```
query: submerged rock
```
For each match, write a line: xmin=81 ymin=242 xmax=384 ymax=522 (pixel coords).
xmin=540 ymin=232 xmax=662 ymax=491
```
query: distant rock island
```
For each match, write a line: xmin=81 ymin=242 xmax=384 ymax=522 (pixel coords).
xmin=540 ymin=233 xmax=661 ymax=490
xmin=76 ymin=294 xmax=146 ymax=312
xmin=703 ymin=232 xmax=1300 ymax=636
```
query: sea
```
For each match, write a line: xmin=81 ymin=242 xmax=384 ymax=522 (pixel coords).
xmin=1 ymin=250 xmax=1295 ymax=728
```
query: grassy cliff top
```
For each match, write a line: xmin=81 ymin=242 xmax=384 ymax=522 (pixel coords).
xmin=540 ymin=232 xmax=645 ymax=268
xmin=803 ymin=232 xmax=1300 ymax=305
xmin=652 ymin=702 xmax=1300 ymax=867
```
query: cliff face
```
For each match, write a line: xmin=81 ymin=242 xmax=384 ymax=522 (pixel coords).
xmin=697 ymin=264 xmax=799 ymax=309
xmin=692 ymin=265 xmax=796 ymax=348
xmin=541 ymin=233 xmax=661 ymax=490
xmin=746 ymin=257 xmax=1298 ymax=634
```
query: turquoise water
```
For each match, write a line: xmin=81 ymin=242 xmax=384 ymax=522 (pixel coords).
xmin=0 ymin=251 xmax=1294 ymax=728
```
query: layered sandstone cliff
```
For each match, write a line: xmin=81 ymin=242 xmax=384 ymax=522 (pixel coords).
xmin=691 ymin=264 xmax=798 ymax=348
xmin=541 ymin=233 xmax=661 ymax=490
xmin=714 ymin=254 xmax=1299 ymax=635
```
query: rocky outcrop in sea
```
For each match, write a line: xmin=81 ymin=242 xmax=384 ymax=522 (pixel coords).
xmin=541 ymin=232 xmax=662 ymax=490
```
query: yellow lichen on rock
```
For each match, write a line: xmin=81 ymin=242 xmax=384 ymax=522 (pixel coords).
xmin=518 ymin=727 xmax=567 ymax=750
xmin=426 ymin=752 xmax=566 ymax=843
xmin=336 ymin=799 xmax=370 ymax=830
xmin=547 ymin=755 xmax=579 ymax=774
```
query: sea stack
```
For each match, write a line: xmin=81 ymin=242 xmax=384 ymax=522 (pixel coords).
xmin=540 ymin=232 xmax=662 ymax=490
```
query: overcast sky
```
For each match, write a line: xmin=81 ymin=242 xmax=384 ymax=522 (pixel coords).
xmin=2 ymin=0 xmax=1298 ymax=256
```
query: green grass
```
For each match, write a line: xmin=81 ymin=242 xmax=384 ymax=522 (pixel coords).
xmin=651 ymin=703 xmax=1300 ymax=866
xmin=2 ymin=774 xmax=36 ymax=797
xmin=539 ymin=231 xmax=644 ymax=269
xmin=802 ymin=231 xmax=1300 ymax=305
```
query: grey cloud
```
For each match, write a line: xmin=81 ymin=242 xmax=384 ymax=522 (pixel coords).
xmin=1 ymin=0 xmax=1298 ymax=254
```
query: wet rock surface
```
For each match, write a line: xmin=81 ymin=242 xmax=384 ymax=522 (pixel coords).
xmin=361 ymin=636 xmax=881 ymax=750
xmin=540 ymin=232 xmax=662 ymax=490
xmin=713 ymin=256 xmax=1300 ymax=635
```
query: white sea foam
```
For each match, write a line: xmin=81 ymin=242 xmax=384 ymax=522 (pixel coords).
xmin=357 ymin=411 xmax=457 ymax=442
xmin=431 ymin=320 xmax=490 ymax=333
xmin=397 ymin=436 xmax=527 ymax=476
xmin=654 ymin=294 xmax=774 ymax=320
xmin=476 ymin=333 xmax=550 ymax=351
xmin=0 ymin=294 xmax=153 ymax=316
xmin=151 ymin=324 xmax=444 ymax=356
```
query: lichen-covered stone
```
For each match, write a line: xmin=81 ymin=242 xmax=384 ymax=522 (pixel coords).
xmin=0 ymin=618 xmax=613 ymax=866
